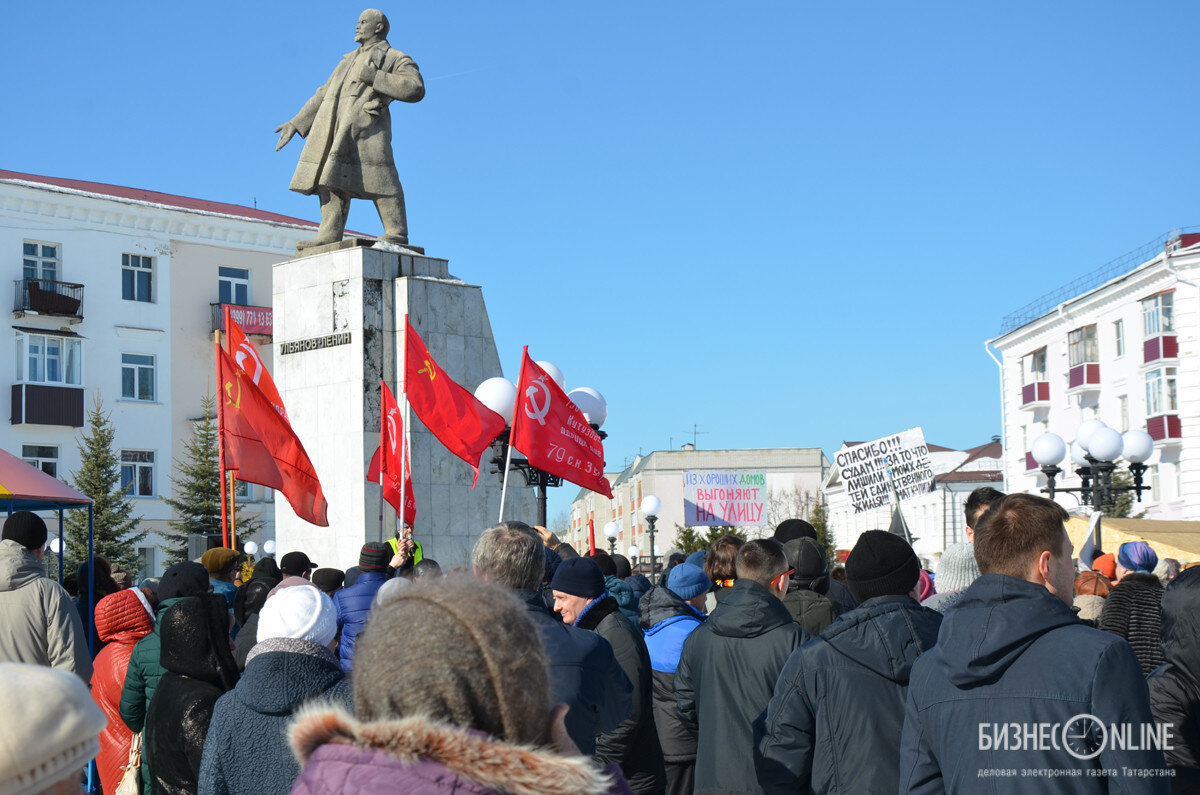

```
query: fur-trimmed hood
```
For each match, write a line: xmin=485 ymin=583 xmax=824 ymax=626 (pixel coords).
xmin=289 ymin=706 xmax=620 ymax=795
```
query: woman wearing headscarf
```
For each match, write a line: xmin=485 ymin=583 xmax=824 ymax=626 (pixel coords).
xmin=288 ymin=577 xmax=630 ymax=794
xmin=1099 ymin=541 xmax=1165 ymax=674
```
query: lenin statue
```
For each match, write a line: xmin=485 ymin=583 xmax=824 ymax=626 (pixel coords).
xmin=276 ymin=9 xmax=424 ymax=250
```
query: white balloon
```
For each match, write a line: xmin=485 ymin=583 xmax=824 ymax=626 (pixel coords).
xmin=1087 ymin=427 xmax=1124 ymax=462
xmin=640 ymin=495 xmax=662 ymax=517
xmin=1122 ymin=430 xmax=1155 ymax=464
xmin=1031 ymin=433 xmax=1067 ymax=467
xmin=534 ymin=361 xmax=566 ymax=391
xmin=243 ymin=541 xmax=259 ymax=556
xmin=568 ymin=387 xmax=608 ymax=428
xmin=1075 ymin=419 xmax=1108 ymax=452
xmin=262 ymin=539 xmax=277 ymax=555
xmin=473 ymin=377 xmax=517 ymax=425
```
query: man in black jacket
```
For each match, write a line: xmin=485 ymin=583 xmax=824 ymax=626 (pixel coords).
xmin=759 ymin=530 xmax=942 ymax=794
xmin=901 ymin=493 xmax=1168 ymax=792
xmin=1149 ymin=566 xmax=1200 ymax=790
xmin=551 ymin=557 xmax=666 ymax=794
xmin=675 ymin=539 xmax=809 ymax=795
xmin=472 ymin=521 xmax=632 ymax=757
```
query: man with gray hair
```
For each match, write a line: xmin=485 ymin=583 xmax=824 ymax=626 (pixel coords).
xmin=473 ymin=521 xmax=632 ymax=756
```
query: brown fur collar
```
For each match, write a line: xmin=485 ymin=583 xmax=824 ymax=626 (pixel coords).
xmin=290 ymin=706 xmax=615 ymax=795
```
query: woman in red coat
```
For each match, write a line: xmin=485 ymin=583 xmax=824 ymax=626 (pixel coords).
xmin=91 ymin=587 xmax=154 ymax=794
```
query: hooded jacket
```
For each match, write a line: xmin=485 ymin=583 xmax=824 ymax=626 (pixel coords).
xmin=515 ymin=589 xmax=631 ymax=757
xmin=639 ymin=585 xmax=704 ymax=763
xmin=0 ymin=539 xmax=91 ymax=679
xmin=758 ymin=595 xmax=941 ymax=794
xmin=676 ymin=578 xmax=809 ymax=794
xmin=605 ymin=574 xmax=640 ymax=626
xmin=232 ymin=576 xmax=279 ymax=670
xmin=1099 ymin=571 xmax=1165 ymax=675
xmin=901 ymin=574 xmax=1168 ymax=793
xmin=332 ymin=570 xmax=387 ymax=672
xmin=198 ymin=637 xmax=352 ymax=795
xmin=577 ymin=595 xmax=665 ymax=794
xmin=91 ymin=589 xmax=154 ymax=795
xmin=1148 ymin=567 xmax=1200 ymax=789
xmin=780 ymin=585 xmax=842 ymax=636
xmin=288 ymin=707 xmax=629 ymax=795
xmin=145 ymin=594 xmax=240 ymax=795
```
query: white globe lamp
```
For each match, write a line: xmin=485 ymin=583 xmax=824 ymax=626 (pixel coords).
xmin=262 ymin=539 xmax=276 ymax=556
xmin=534 ymin=361 xmax=566 ymax=391
xmin=640 ymin=495 xmax=662 ymax=517
xmin=1030 ymin=433 xmax=1067 ymax=467
xmin=1122 ymin=430 xmax=1155 ymax=464
xmin=1087 ymin=427 xmax=1124 ymax=462
xmin=1074 ymin=419 xmax=1108 ymax=452
xmin=243 ymin=540 xmax=259 ymax=556
xmin=568 ymin=387 xmax=608 ymax=428
xmin=474 ymin=377 xmax=518 ymax=425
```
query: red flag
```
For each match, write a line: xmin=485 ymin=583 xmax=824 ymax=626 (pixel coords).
xmin=218 ymin=346 xmax=329 ymax=526
xmin=588 ymin=517 xmax=596 ymax=555
xmin=367 ymin=382 xmax=416 ymax=526
xmin=510 ymin=348 xmax=613 ymax=499
xmin=405 ymin=318 xmax=506 ymax=485
xmin=226 ymin=309 xmax=287 ymax=420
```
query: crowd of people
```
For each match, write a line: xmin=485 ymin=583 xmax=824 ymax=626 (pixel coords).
xmin=0 ymin=485 xmax=1198 ymax=793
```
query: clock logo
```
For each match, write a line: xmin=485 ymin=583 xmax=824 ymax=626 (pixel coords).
xmin=1061 ymin=714 xmax=1107 ymax=760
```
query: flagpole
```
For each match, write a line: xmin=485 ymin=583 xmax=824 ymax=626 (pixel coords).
xmin=498 ymin=441 xmax=515 ymax=522
xmin=228 ymin=470 xmax=237 ymax=551
xmin=379 ymin=381 xmax=385 ymax=543
xmin=214 ymin=330 xmax=229 ymax=549
xmin=399 ymin=315 xmax=408 ymax=544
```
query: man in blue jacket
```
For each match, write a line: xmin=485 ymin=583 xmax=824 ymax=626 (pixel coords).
xmin=472 ymin=521 xmax=632 ymax=757
xmin=758 ymin=530 xmax=942 ymax=794
xmin=900 ymin=493 xmax=1169 ymax=793
xmin=332 ymin=542 xmax=391 ymax=672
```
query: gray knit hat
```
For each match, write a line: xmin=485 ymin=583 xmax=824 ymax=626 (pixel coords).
xmin=935 ymin=542 xmax=981 ymax=593
xmin=353 ymin=576 xmax=551 ymax=746
xmin=0 ymin=663 xmax=106 ymax=795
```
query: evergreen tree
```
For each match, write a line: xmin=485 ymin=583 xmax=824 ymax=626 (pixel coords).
xmin=674 ymin=524 xmax=746 ymax=554
xmin=64 ymin=395 xmax=146 ymax=575
xmin=163 ymin=394 xmax=262 ymax=564
xmin=1101 ymin=469 xmax=1135 ymax=518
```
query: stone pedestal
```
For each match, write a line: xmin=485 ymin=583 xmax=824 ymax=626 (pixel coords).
xmin=272 ymin=245 xmax=534 ymax=570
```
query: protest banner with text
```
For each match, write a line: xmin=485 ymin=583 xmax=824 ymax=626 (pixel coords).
xmin=684 ymin=470 xmax=768 ymax=527
xmin=834 ymin=428 xmax=934 ymax=514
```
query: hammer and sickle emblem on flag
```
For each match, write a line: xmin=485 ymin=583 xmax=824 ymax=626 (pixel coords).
xmin=235 ymin=342 xmax=264 ymax=385
xmin=417 ymin=359 xmax=437 ymax=381
xmin=524 ymin=381 xmax=551 ymax=426
xmin=387 ymin=410 xmax=398 ymax=455
xmin=224 ymin=377 xmax=241 ymax=410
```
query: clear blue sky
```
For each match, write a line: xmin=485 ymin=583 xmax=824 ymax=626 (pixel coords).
xmin=4 ymin=2 xmax=1198 ymax=522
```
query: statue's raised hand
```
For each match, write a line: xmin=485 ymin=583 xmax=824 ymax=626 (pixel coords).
xmin=274 ymin=122 xmax=298 ymax=151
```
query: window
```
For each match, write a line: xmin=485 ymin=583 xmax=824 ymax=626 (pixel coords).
xmin=1146 ymin=367 xmax=1178 ymax=416
xmin=1023 ymin=347 xmax=1047 ymax=385
xmin=234 ymin=479 xmax=251 ymax=499
xmin=1114 ymin=320 xmax=1125 ymax=357
xmin=1068 ymin=325 xmax=1098 ymax=366
xmin=1150 ymin=465 xmax=1161 ymax=502
xmin=1143 ymin=292 xmax=1175 ymax=337
xmin=22 ymin=445 xmax=58 ymax=478
xmin=1118 ymin=395 xmax=1129 ymax=433
xmin=16 ymin=332 xmax=82 ymax=385
xmin=218 ymin=267 xmax=250 ymax=305
xmin=23 ymin=241 xmax=59 ymax=281
xmin=137 ymin=547 xmax=157 ymax=580
xmin=121 ymin=354 xmax=156 ymax=401
xmin=122 ymin=254 xmax=153 ymax=302
xmin=120 ymin=450 xmax=155 ymax=497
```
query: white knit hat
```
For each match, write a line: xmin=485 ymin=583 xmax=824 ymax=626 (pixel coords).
xmin=0 ymin=663 xmax=106 ymax=795
xmin=257 ymin=584 xmax=337 ymax=647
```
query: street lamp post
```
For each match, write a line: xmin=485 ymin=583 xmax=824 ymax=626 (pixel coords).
xmin=641 ymin=495 xmax=662 ymax=584
xmin=475 ymin=370 xmax=608 ymax=527
xmin=603 ymin=521 xmax=620 ymax=556
xmin=1031 ymin=421 xmax=1155 ymax=552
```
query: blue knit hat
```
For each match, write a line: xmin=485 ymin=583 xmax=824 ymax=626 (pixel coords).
xmin=1117 ymin=541 xmax=1158 ymax=574
xmin=668 ymin=563 xmax=711 ymax=601
xmin=549 ymin=557 xmax=605 ymax=598
xmin=685 ymin=550 xmax=707 ymax=568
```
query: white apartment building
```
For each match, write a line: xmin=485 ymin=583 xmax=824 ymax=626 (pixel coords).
xmin=566 ymin=445 xmax=829 ymax=560
xmin=988 ymin=230 xmax=1200 ymax=521
xmin=2 ymin=169 xmax=319 ymax=576
xmin=823 ymin=440 xmax=1002 ymax=560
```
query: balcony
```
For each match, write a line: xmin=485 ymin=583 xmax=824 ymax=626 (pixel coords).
xmin=13 ymin=279 xmax=84 ymax=322
xmin=1020 ymin=380 xmax=1050 ymax=409
xmin=1144 ymin=335 xmax=1179 ymax=365
xmin=211 ymin=303 xmax=273 ymax=337
xmin=1147 ymin=414 xmax=1182 ymax=445
xmin=1066 ymin=363 xmax=1101 ymax=394
xmin=11 ymin=384 xmax=85 ymax=427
